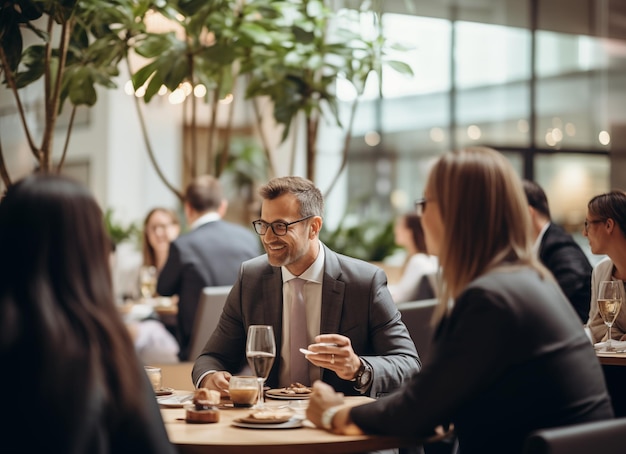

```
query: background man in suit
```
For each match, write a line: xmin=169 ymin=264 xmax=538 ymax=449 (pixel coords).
xmin=523 ymin=179 xmax=592 ymax=323
xmin=192 ymin=176 xmax=420 ymax=398
xmin=158 ymin=175 xmax=260 ymax=360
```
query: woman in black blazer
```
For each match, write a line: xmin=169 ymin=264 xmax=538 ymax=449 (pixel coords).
xmin=307 ymin=147 xmax=614 ymax=454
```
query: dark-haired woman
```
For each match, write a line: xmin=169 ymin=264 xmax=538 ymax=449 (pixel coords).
xmin=583 ymin=190 xmax=626 ymax=342
xmin=0 ymin=174 xmax=175 ymax=453
xmin=389 ymin=213 xmax=438 ymax=303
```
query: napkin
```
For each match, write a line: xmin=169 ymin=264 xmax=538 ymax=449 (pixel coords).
xmin=593 ymin=340 xmax=626 ymax=351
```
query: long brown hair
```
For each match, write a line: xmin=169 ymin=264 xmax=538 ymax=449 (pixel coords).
xmin=142 ymin=207 xmax=180 ymax=267
xmin=428 ymin=147 xmax=546 ymax=320
xmin=0 ymin=174 xmax=144 ymax=446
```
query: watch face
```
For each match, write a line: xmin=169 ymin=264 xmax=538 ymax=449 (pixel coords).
xmin=358 ymin=369 xmax=372 ymax=387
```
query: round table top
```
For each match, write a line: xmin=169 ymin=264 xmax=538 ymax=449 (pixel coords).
xmin=161 ymin=393 xmax=419 ymax=454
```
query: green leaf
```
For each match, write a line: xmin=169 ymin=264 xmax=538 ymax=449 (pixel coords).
xmin=385 ymin=60 xmax=414 ymax=76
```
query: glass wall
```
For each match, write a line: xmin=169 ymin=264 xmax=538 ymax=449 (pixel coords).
xmin=340 ymin=0 xmax=625 ymax=234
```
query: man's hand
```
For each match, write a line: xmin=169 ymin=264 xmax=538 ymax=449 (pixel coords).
xmin=200 ymin=371 xmax=232 ymax=397
xmin=303 ymin=334 xmax=362 ymax=380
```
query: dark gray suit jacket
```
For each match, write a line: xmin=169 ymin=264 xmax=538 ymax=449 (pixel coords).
xmin=539 ymin=223 xmax=592 ymax=323
xmin=192 ymin=244 xmax=421 ymax=397
xmin=157 ymin=220 xmax=260 ymax=360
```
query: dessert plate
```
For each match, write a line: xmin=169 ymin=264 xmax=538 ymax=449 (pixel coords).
xmin=266 ymin=389 xmax=312 ymax=400
xmin=155 ymin=387 xmax=174 ymax=396
xmin=266 ymin=388 xmax=312 ymax=400
xmin=232 ymin=418 xmax=303 ymax=429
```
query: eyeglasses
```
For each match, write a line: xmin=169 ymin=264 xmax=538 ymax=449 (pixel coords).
xmin=149 ymin=223 xmax=176 ymax=233
xmin=414 ymin=198 xmax=434 ymax=217
xmin=584 ymin=218 xmax=605 ymax=233
xmin=252 ymin=215 xmax=314 ymax=236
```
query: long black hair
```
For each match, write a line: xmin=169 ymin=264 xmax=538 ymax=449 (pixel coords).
xmin=0 ymin=174 xmax=144 ymax=450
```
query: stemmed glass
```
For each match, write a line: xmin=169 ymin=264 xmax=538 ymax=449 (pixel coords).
xmin=245 ymin=325 xmax=276 ymax=409
xmin=139 ymin=266 xmax=157 ymax=300
xmin=598 ymin=280 xmax=623 ymax=352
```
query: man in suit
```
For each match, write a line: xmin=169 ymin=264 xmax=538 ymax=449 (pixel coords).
xmin=157 ymin=175 xmax=261 ymax=361
xmin=523 ymin=180 xmax=592 ymax=323
xmin=192 ymin=176 xmax=420 ymax=398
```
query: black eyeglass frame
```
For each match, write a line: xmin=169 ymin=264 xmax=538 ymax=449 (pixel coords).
xmin=414 ymin=198 xmax=432 ymax=217
xmin=584 ymin=218 xmax=605 ymax=233
xmin=252 ymin=215 xmax=315 ymax=236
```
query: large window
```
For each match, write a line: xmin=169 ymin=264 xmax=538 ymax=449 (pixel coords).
xmin=337 ymin=1 xmax=624 ymax=231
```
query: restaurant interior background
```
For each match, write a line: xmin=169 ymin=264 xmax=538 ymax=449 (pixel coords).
xmin=2 ymin=0 xmax=626 ymax=266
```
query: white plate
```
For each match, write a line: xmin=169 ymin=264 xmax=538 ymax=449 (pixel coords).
xmin=231 ymin=418 xmax=303 ymax=429
xmin=265 ymin=389 xmax=311 ymax=400
xmin=157 ymin=393 xmax=194 ymax=407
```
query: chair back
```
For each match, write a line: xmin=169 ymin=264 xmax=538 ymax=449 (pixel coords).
xmin=188 ymin=285 xmax=232 ymax=361
xmin=397 ymin=298 xmax=438 ymax=362
xmin=522 ymin=418 xmax=626 ymax=454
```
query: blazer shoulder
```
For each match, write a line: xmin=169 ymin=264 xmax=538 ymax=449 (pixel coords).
xmin=323 ymin=244 xmax=382 ymax=280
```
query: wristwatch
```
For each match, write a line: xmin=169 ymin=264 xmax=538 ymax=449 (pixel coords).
xmin=352 ymin=358 xmax=373 ymax=391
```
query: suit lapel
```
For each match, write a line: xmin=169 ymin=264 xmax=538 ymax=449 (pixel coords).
xmin=261 ymin=267 xmax=284 ymax=387
xmin=319 ymin=246 xmax=345 ymax=381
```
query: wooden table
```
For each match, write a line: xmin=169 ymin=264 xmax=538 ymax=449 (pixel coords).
xmin=161 ymin=394 xmax=420 ymax=454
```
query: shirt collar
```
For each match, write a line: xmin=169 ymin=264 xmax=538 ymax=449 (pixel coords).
xmin=281 ymin=240 xmax=325 ymax=284
xmin=190 ymin=211 xmax=221 ymax=230
xmin=533 ymin=221 xmax=550 ymax=254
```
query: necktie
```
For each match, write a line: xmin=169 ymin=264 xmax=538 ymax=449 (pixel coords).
xmin=289 ymin=278 xmax=309 ymax=385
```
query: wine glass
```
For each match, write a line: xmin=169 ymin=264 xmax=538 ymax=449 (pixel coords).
xmin=598 ymin=280 xmax=623 ymax=352
xmin=245 ymin=325 xmax=276 ymax=409
xmin=139 ymin=266 xmax=157 ymax=300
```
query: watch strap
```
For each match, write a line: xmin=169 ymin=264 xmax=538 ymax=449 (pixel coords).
xmin=321 ymin=405 xmax=342 ymax=430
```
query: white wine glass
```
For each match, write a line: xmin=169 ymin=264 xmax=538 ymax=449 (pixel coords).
xmin=139 ymin=266 xmax=157 ymax=300
xmin=245 ymin=325 xmax=276 ymax=409
xmin=598 ymin=280 xmax=623 ymax=352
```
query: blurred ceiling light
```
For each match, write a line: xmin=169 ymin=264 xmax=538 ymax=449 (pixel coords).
xmin=135 ymin=86 xmax=146 ymax=98
xmin=545 ymin=130 xmax=557 ymax=147
xmin=467 ymin=125 xmax=481 ymax=140
xmin=565 ymin=122 xmax=576 ymax=136
xmin=429 ymin=127 xmax=445 ymax=142
xmin=365 ymin=131 xmax=381 ymax=146
xmin=599 ymin=130 xmax=611 ymax=145
xmin=551 ymin=128 xmax=563 ymax=142
xmin=551 ymin=117 xmax=563 ymax=128
xmin=390 ymin=189 xmax=408 ymax=210
xmin=168 ymin=89 xmax=186 ymax=104
xmin=517 ymin=119 xmax=529 ymax=133
xmin=124 ymin=80 xmax=135 ymax=95
xmin=194 ymin=84 xmax=207 ymax=98
xmin=181 ymin=82 xmax=193 ymax=96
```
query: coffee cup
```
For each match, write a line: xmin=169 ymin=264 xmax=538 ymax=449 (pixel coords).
xmin=228 ymin=376 xmax=258 ymax=407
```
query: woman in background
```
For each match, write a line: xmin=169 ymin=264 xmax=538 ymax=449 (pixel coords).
xmin=583 ymin=190 xmax=626 ymax=343
xmin=0 ymin=174 xmax=175 ymax=453
xmin=307 ymin=147 xmax=613 ymax=454
xmin=142 ymin=208 xmax=180 ymax=273
xmin=389 ymin=213 xmax=438 ymax=303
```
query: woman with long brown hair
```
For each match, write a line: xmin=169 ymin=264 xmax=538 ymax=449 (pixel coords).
xmin=307 ymin=147 xmax=613 ymax=454
xmin=0 ymin=174 xmax=175 ymax=453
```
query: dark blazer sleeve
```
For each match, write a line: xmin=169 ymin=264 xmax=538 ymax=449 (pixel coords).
xmin=539 ymin=224 xmax=592 ymax=323
xmin=320 ymin=249 xmax=421 ymax=398
xmin=156 ymin=240 xmax=182 ymax=298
